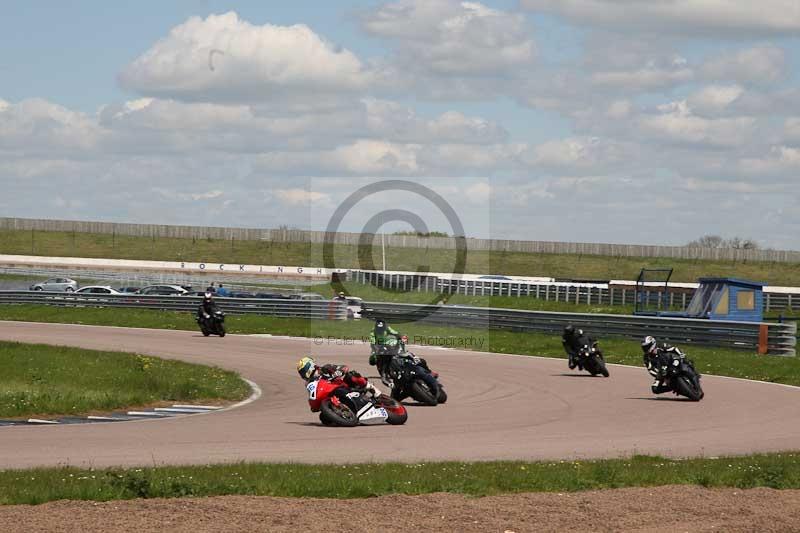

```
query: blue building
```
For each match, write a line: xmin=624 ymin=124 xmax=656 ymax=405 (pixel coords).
xmin=685 ymin=278 xmax=764 ymax=322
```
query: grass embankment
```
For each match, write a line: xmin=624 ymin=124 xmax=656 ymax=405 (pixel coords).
xmin=0 ymin=341 xmax=250 ymax=418
xmin=2 ymin=305 xmax=799 ymax=387
xmin=1 ymin=454 xmax=800 ymax=505
xmin=2 ymin=228 xmax=799 ymax=285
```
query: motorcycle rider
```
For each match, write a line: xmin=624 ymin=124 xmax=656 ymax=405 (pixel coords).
xmin=562 ymin=325 xmax=595 ymax=370
xmin=296 ymin=356 xmax=383 ymax=412
xmin=197 ymin=292 xmax=220 ymax=326
xmin=642 ymin=335 xmax=688 ymax=394
xmin=368 ymin=318 xmax=403 ymax=383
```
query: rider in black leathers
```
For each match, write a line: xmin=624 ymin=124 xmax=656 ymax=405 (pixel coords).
xmin=642 ymin=335 xmax=687 ymax=394
xmin=197 ymin=291 xmax=220 ymax=324
xmin=562 ymin=325 xmax=595 ymax=370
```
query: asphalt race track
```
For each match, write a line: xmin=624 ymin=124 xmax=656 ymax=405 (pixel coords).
xmin=1 ymin=321 xmax=799 ymax=469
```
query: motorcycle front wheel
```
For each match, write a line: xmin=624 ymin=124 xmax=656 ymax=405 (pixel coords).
xmin=674 ymin=375 xmax=703 ymax=401
xmin=320 ymin=399 xmax=359 ymax=427
xmin=411 ymin=377 xmax=439 ymax=406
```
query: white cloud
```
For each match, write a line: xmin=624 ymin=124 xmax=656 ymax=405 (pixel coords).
xmin=637 ymin=100 xmax=756 ymax=148
xmin=119 ymin=12 xmax=374 ymax=102
xmin=686 ymin=85 xmax=744 ymax=116
xmin=739 ymin=146 xmax=800 ymax=176
xmin=361 ymin=0 xmax=535 ymax=75
xmin=521 ymin=1 xmax=800 ymax=36
xmin=785 ymin=118 xmax=800 ymax=142
xmin=0 ymin=99 xmax=9 ymax=113
xmin=274 ymin=188 xmax=330 ymax=206
xmin=590 ymin=65 xmax=693 ymax=91
xmin=152 ymin=188 xmax=225 ymax=201
xmin=0 ymin=98 xmax=103 ymax=154
xmin=521 ymin=137 xmax=624 ymax=172
xmin=700 ymin=44 xmax=786 ymax=84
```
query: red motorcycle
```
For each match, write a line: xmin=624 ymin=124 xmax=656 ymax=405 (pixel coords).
xmin=306 ymin=378 xmax=408 ymax=427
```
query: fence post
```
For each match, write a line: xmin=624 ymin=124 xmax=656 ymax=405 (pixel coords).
xmin=758 ymin=324 xmax=769 ymax=355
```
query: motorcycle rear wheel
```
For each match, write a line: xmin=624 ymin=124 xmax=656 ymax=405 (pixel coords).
xmin=320 ymin=399 xmax=359 ymax=427
xmin=218 ymin=324 xmax=226 ymax=337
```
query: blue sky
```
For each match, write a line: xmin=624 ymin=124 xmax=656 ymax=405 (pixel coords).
xmin=1 ymin=1 xmax=799 ymax=249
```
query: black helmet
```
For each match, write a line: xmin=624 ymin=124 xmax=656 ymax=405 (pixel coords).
xmin=563 ymin=324 xmax=575 ymax=337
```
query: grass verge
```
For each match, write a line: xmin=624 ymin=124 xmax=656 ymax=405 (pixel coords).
xmin=1 ymin=453 xmax=800 ymax=505
xmin=0 ymin=341 xmax=250 ymax=418
xmin=2 ymin=305 xmax=800 ymax=387
xmin=3 ymin=228 xmax=800 ymax=285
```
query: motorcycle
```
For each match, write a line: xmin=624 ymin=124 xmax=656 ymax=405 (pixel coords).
xmin=197 ymin=310 xmax=226 ymax=337
xmin=370 ymin=335 xmax=447 ymax=406
xmin=306 ymin=378 xmax=407 ymax=427
xmin=387 ymin=350 xmax=447 ymax=406
xmin=658 ymin=352 xmax=704 ymax=401
xmin=576 ymin=342 xmax=610 ymax=377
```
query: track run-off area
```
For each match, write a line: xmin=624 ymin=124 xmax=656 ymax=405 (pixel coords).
xmin=1 ymin=321 xmax=799 ymax=469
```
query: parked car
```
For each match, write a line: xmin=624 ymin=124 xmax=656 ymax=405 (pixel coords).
xmin=30 ymin=278 xmax=78 ymax=292
xmin=75 ymin=286 xmax=123 ymax=295
xmin=255 ymin=292 xmax=290 ymax=299
xmin=117 ymin=286 xmax=141 ymax=293
xmin=338 ymin=296 xmax=363 ymax=319
xmin=136 ymin=285 xmax=188 ymax=296
xmin=289 ymin=292 xmax=327 ymax=301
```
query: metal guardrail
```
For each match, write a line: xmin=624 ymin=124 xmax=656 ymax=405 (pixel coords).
xmin=346 ymin=271 xmax=800 ymax=313
xmin=0 ymin=291 xmax=347 ymax=320
xmin=362 ymin=302 xmax=797 ymax=356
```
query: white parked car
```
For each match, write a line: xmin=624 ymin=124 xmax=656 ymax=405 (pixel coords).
xmin=289 ymin=292 xmax=327 ymax=301
xmin=75 ymin=286 xmax=123 ymax=295
xmin=30 ymin=278 xmax=78 ymax=292
xmin=345 ymin=297 xmax=363 ymax=319
xmin=136 ymin=285 xmax=189 ymax=296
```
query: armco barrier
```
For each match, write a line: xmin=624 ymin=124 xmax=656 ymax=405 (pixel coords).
xmin=361 ymin=302 xmax=797 ymax=356
xmin=0 ymin=291 xmax=348 ymax=320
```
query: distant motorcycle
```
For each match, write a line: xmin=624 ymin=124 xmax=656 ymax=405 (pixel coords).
xmin=197 ymin=310 xmax=226 ymax=337
xmin=576 ymin=342 xmax=610 ymax=377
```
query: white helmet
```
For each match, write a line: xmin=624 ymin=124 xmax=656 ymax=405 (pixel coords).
xmin=641 ymin=336 xmax=657 ymax=355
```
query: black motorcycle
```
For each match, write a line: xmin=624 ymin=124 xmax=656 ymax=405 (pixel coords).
xmin=660 ymin=352 xmax=704 ymax=401
xmin=576 ymin=342 xmax=610 ymax=377
xmin=387 ymin=351 xmax=447 ymax=406
xmin=197 ymin=310 xmax=226 ymax=337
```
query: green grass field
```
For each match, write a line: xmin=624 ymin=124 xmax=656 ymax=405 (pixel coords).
xmin=1 ymin=453 xmax=799 ymax=505
xmin=2 ymin=305 xmax=799 ymax=387
xmin=0 ymin=341 xmax=250 ymax=418
xmin=2 ymin=228 xmax=799 ymax=285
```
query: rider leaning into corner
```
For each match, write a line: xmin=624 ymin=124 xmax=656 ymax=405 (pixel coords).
xmin=197 ymin=291 xmax=219 ymax=322
xmin=296 ymin=357 xmax=383 ymax=412
xmin=641 ymin=335 xmax=701 ymax=396
xmin=562 ymin=324 xmax=595 ymax=370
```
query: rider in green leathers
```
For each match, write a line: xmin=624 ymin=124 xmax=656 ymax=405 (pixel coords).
xmin=368 ymin=318 xmax=402 ymax=384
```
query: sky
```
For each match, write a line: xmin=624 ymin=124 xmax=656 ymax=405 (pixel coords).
xmin=1 ymin=1 xmax=799 ymax=249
